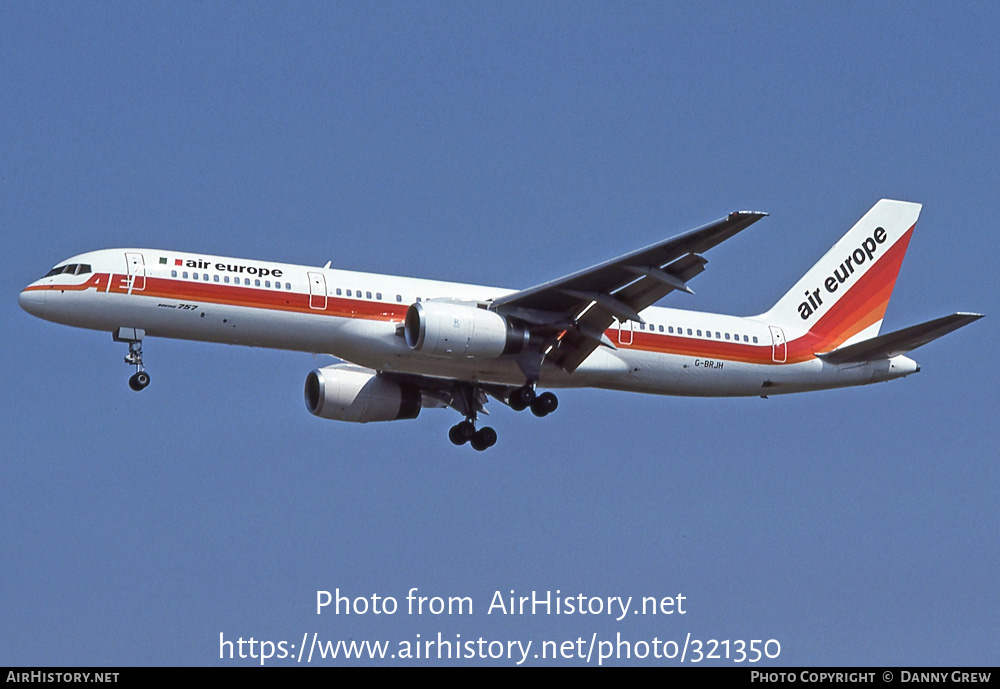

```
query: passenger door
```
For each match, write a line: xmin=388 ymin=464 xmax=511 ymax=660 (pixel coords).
xmin=125 ymin=252 xmax=145 ymax=293
xmin=308 ymin=272 xmax=328 ymax=310
xmin=769 ymin=325 xmax=787 ymax=363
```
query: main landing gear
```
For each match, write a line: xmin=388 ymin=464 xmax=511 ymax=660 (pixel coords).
xmin=447 ymin=381 xmax=500 ymax=451
xmin=507 ymin=385 xmax=558 ymax=417
xmin=448 ymin=420 xmax=498 ymax=451
xmin=114 ymin=328 xmax=150 ymax=392
xmin=446 ymin=383 xmax=559 ymax=451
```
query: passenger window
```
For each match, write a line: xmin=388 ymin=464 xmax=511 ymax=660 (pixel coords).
xmin=396 ymin=295 xmax=402 ymax=302
xmin=716 ymin=331 xmax=721 ymax=339
xmin=753 ymin=336 xmax=758 ymax=343
xmin=376 ymin=292 xmax=382 ymax=300
xmin=203 ymin=274 xmax=209 ymax=281
xmin=171 ymin=270 xmax=177 ymax=278
xmin=687 ymin=328 xmax=692 ymax=335
xmin=346 ymin=289 xmax=351 ymax=296
xmin=658 ymin=325 xmax=664 ymax=332
xmin=214 ymin=275 xmax=220 ymax=282
xmin=725 ymin=333 xmax=730 ymax=340
xmin=743 ymin=335 xmax=749 ymax=342
xmin=255 ymin=279 xmax=260 ymax=287
xmin=285 ymin=283 xmax=290 ymax=290
xmin=697 ymin=330 xmax=702 ymax=337
xmin=183 ymin=271 xmax=188 ymax=279
xmin=265 ymin=280 xmax=271 ymax=288
xmin=336 ymin=288 xmax=342 ymax=295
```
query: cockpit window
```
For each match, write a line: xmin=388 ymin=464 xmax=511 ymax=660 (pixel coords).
xmin=42 ymin=263 xmax=92 ymax=278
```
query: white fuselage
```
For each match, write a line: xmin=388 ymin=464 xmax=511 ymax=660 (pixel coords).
xmin=18 ymin=248 xmax=919 ymax=397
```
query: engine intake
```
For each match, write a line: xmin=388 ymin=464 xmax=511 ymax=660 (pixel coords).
xmin=404 ymin=301 xmax=528 ymax=359
xmin=304 ymin=365 xmax=420 ymax=423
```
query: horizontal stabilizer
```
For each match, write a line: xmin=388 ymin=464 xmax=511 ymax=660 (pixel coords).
xmin=817 ymin=313 xmax=983 ymax=364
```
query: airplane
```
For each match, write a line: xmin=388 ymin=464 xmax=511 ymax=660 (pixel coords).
xmin=18 ymin=199 xmax=982 ymax=451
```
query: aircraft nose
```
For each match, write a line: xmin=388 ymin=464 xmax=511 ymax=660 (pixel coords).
xmin=18 ymin=287 xmax=46 ymax=317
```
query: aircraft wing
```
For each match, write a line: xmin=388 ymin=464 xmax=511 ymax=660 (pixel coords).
xmin=492 ymin=210 xmax=768 ymax=373
xmin=816 ymin=312 xmax=984 ymax=364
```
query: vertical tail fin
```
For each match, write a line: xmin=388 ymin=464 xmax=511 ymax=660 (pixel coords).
xmin=759 ymin=199 xmax=921 ymax=351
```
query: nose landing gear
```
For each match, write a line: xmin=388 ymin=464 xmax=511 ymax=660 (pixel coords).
xmin=128 ymin=368 xmax=150 ymax=392
xmin=114 ymin=328 xmax=150 ymax=392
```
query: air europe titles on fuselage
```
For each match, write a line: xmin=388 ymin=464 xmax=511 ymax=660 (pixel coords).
xmin=177 ymin=258 xmax=283 ymax=279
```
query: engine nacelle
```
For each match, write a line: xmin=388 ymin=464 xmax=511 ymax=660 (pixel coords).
xmin=404 ymin=301 xmax=528 ymax=359
xmin=304 ymin=365 xmax=420 ymax=423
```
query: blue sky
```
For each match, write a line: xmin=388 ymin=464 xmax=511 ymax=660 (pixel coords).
xmin=2 ymin=2 xmax=997 ymax=666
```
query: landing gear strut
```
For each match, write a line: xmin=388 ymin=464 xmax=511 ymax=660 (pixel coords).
xmin=114 ymin=328 xmax=150 ymax=392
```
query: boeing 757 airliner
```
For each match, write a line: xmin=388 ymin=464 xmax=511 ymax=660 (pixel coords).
xmin=18 ymin=199 xmax=981 ymax=450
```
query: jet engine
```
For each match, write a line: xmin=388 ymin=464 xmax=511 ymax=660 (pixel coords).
xmin=304 ymin=364 xmax=420 ymax=423
xmin=404 ymin=301 xmax=528 ymax=358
